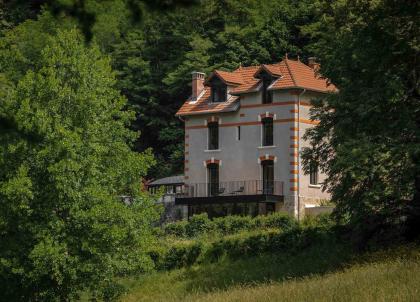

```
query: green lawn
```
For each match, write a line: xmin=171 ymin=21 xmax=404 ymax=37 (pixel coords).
xmin=119 ymin=244 xmax=420 ymax=302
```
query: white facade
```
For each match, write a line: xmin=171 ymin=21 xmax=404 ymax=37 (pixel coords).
xmin=182 ymin=89 xmax=330 ymax=218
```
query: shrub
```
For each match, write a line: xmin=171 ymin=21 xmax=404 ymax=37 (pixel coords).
xmin=164 ymin=220 xmax=188 ymax=237
xmin=213 ymin=215 xmax=254 ymax=235
xmin=263 ymin=212 xmax=297 ymax=230
xmin=186 ymin=213 xmax=213 ymax=237
xmin=163 ymin=241 xmax=205 ymax=270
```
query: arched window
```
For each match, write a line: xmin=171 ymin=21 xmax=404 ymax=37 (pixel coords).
xmin=208 ymin=122 xmax=219 ymax=150
xmin=262 ymin=117 xmax=273 ymax=146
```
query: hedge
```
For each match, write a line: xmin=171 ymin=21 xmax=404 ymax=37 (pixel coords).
xmin=152 ymin=216 xmax=338 ymax=271
xmin=163 ymin=212 xmax=297 ymax=238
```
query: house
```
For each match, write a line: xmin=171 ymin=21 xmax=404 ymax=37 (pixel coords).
xmin=175 ymin=56 xmax=336 ymax=219
xmin=147 ymin=175 xmax=188 ymax=221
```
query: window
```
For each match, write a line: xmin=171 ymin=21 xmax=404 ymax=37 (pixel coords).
xmin=262 ymin=77 xmax=273 ymax=104
xmin=237 ymin=126 xmax=241 ymax=141
xmin=262 ymin=160 xmax=274 ymax=194
xmin=207 ymin=163 xmax=219 ymax=196
xmin=211 ymin=80 xmax=227 ymax=103
xmin=310 ymin=163 xmax=319 ymax=185
xmin=262 ymin=117 xmax=273 ymax=146
xmin=208 ymin=122 xmax=219 ymax=150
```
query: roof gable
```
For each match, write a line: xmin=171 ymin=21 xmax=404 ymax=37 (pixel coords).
xmin=176 ymin=58 xmax=337 ymax=116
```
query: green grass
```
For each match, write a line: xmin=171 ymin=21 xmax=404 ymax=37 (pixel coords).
xmin=119 ymin=243 xmax=420 ymax=302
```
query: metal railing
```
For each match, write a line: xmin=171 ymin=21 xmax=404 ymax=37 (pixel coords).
xmin=177 ymin=180 xmax=283 ymax=198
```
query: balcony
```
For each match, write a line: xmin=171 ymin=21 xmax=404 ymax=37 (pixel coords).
xmin=175 ymin=180 xmax=284 ymax=205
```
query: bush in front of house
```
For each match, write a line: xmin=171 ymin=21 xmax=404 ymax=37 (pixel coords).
xmin=163 ymin=212 xmax=298 ymax=239
xmin=185 ymin=213 xmax=214 ymax=237
xmin=164 ymin=220 xmax=188 ymax=237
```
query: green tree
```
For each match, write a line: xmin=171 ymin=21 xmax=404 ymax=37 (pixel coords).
xmin=0 ymin=29 xmax=158 ymax=301
xmin=301 ymin=0 xmax=419 ymax=242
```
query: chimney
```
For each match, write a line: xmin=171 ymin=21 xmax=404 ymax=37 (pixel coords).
xmin=191 ymin=71 xmax=205 ymax=101
xmin=308 ymin=57 xmax=320 ymax=73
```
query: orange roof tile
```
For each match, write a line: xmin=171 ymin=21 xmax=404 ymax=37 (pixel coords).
xmin=176 ymin=58 xmax=336 ymax=116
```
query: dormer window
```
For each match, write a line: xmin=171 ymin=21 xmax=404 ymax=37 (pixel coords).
xmin=261 ymin=75 xmax=273 ymax=104
xmin=210 ymin=77 xmax=227 ymax=103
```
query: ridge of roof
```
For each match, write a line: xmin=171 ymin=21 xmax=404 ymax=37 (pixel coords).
xmin=283 ymin=58 xmax=297 ymax=87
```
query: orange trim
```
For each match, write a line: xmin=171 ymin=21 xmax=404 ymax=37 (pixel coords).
xmin=185 ymin=125 xmax=205 ymax=129
xmin=205 ymin=159 xmax=221 ymax=165
xmin=300 ymin=101 xmax=312 ymax=107
xmin=290 ymin=152 xmax=298 ymax=157
xmin=290 ymin=162 xmax=298 ymax=165
xmin=290 ymin=178 xmax=298 ymax=183
xmin=290 ymin=136 xmax=298 ymax=140
xmin=300 ymin=118 xmax=319 ymax=125
xmin=290 ymin=127 xmax=298 ymax=131
xmin=207 ymin=116 xmax=219 ymax=123
xmin=185 ymin=118 xmax=319 ymax=129
xmin=290 ymin=109 xmax=298 ymax=113
xmin=241 ymin=101 xmax=296 ymax=108
xmin=220 ymin=121 xmax=260 ymax=127
xmin=259 ymin=112 xmax=274 ymax=119
xmin=290 ymin=170 xmax=299 ymax=174
xmin=259 ymin=155 xmax=275 ymax=161
xmin=290 ymin=187 xmax=298 ymax=191
xmin=290 ymin=144 xmax=298 ymax=148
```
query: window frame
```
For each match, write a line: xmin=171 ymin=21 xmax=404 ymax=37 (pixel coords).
xmin=207 ymin=121 xmax=219 ymax=150
xmin=262 ymin=117 xmax=274 ymax=146
xmin=210 ymin=77 xmax=227 ymax=103
xmin=309 ymin=163 xmax=319 ymax=185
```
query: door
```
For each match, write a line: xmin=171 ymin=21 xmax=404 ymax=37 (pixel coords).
xmin=262 ymin=160 xmax=274 ymax=194
xmin=207 ymin=163 xmax=219 ymax=196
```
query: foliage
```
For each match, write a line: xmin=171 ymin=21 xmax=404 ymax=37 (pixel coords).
xmin=163 ymin=213 xmax=297 ymax=238
xmin=122 ymin=245 xmax=420 ymax=302
xmin=154 ymin=213 xmax=341 ymax=271
xmin=301 ymin=0 xmax=420 ymax=241
xmin=0 ymin=29 xmax=158 ymax=301
xmin=185 ymin=213 xmax=213 ymax=237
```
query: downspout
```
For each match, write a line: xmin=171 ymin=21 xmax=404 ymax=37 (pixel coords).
xmin=297 ymin=88 xmax=306 ymax=221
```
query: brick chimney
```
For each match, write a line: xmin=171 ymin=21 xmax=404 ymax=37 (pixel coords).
xmin=308 ymin=57 xmax=320 ymax=73
xmin=191 ymin=71 xmax=205 ymax=101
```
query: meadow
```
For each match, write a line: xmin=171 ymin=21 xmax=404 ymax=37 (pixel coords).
xmin=113 ymin=214 xmax=420 ymax=302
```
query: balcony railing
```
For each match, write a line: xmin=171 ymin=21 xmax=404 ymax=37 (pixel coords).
xmin=177 ymin=180 xmax=283 ymax=198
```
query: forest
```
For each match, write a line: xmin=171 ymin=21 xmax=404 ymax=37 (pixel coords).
xmin=0 ymin=0 xmax=418 ymax=301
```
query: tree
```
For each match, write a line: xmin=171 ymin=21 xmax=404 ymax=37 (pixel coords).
xmin=0 ymin=29 xmax=158 ymax=301
xmin=301 ymin=0 xmax=420 ymax=242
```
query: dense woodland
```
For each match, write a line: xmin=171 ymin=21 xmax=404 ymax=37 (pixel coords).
xmin=0 ymin=0 xmax=418 ymax=300
xmin=1 ymin=0 xmax=323 ymax=178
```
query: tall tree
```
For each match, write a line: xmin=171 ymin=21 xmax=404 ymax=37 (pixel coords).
xmin=301 ymin=0 xmax=420 ymax=241
xmin=0 ymin=29 xmax=157 ymax=301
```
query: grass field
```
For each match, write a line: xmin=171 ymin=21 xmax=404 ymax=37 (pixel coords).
xmin=119 ymin=244 xmax=420 ymax=302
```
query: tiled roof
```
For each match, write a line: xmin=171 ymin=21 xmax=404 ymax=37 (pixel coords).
xmin=176 ymin=58 xmax=336 ymax=116
xmin=176 ymin=88 xmax=240 ymax=116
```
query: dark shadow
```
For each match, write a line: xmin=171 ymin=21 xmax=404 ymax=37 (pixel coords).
xmin=180 ymin=239 xmax=353 ymax=293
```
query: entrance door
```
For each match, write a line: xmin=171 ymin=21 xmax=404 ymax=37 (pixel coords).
xmin=207 ymin=163 xmax=219 ymax=196
xmin=262 ymin=160 xmax=274 ymax=194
